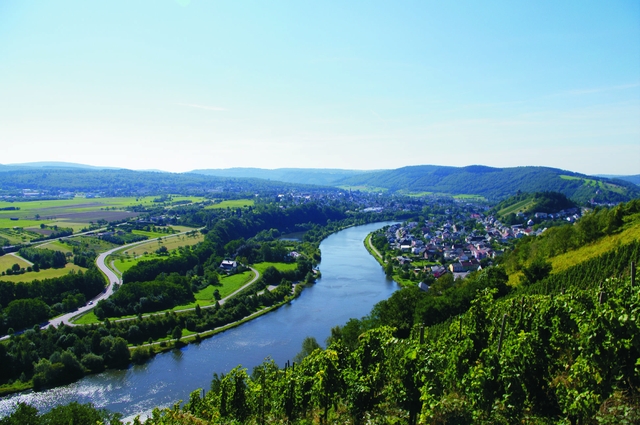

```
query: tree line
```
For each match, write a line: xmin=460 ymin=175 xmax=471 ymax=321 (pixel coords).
xmin=0 ymin=268 xmax=105 ymax=334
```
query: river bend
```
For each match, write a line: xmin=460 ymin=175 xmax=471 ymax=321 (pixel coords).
xmin=0 ymin=222 xmax=398 ymax=420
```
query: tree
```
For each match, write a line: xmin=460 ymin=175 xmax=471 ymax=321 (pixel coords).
xmin=172 ymin=325 xmax=182 ymax=341
xmin=293 ymin=336 xmax=321 ymax=363
xmin=384 ymin=260 xmax=394 ymax=277
xmin=521 ymin=258 xmax=552 ymax=285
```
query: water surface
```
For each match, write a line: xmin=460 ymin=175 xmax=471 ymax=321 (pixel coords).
xmin=0 ymin=222 xmax=398 ymax=420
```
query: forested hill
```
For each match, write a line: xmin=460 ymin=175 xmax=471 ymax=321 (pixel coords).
xmin=335 ymin=165 xmax=640 ymax=203
xmin=190 ymin=167 xmax=371 ymax=186
xmin=0 ymin=168 xmax=324 ymax=196
xmin=2 ymin=163 xmax=638 ymax=203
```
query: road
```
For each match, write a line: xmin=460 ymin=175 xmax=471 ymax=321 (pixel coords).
xmin=366 ymin=233 xmax=385 ymax=262
xmin=44 ymin=228 xmax=205 ymax=328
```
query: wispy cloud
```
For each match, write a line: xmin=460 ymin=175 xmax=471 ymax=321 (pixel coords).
xmin=178 ymin=103 xmax=228 ymax=111
xmin=562 ymin=82 xmax=640 ymax=96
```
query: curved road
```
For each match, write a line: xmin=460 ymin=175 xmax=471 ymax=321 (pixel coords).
xmin=46 ymin=228 xmax=260 ymax=328
xmin=45 ymin=229 xmax=205 ymax=328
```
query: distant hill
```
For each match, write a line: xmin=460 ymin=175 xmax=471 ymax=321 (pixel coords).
xmin=190 ymin=167 xmax=371 ymax=186
xmin=596 ymin=174 xmax=640 ymax=186
xmin=0 ymin=168 xmax=322 ymax=196
xmin=334 ymin=165 xmax=640 ymax=203
xmin=0 ymin=161 xmax=123 ymax=171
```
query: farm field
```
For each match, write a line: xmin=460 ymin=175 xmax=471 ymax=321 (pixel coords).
xmin=118 ymin=232 xmax=204 ymax=257
xmin=0 ymin=196 xmax=207 ymax=239
xmin=0 ymin=227 xmax=42 ymax=245
xmin=205 ymin=199 xmax=255 ymax=209
xmin=0 ymin=263 xmax=87 ymax=283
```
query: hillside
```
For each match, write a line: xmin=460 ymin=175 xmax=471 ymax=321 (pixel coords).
xmin=597 ymin=174 xmax=640 ymax=185
xmin=335 ymin=165 xmax=640 ymax=203
xmin=491 ymin=191 xmax=577 ymax=217
xmin=0 ymin=168 xmax=324 ymax=197
xmin=190 ymin=167 xmax=371 ymax=186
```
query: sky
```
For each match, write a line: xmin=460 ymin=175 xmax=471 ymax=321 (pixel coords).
xmin=0 ymin=1 xmax=639 ymax=175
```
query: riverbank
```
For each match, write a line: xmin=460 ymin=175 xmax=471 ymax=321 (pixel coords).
xmin=0 ymin=222 xmax=399 ymax=419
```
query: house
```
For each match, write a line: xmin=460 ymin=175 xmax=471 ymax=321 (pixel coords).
xmin=449 ymin=262 xmax=465 ymax=273
xmin=219 ymin=259 xmax=238 ymax=272
xmin=418 ymin=282 xmax=430 ymax=292
xmin=430 ymin=265 xmax=447 ymax=278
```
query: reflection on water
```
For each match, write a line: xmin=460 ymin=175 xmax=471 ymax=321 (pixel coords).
xmin=0 ymin=222 xmax=398 ymax=419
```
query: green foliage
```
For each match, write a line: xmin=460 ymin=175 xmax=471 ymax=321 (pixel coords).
xmin=501 ymin=199 xmax=640 ymax=273
xmin=492 ymin=190 xmax=577 ymax=216
xmin=521 ymin=258 xmax=552 ymax=285
xmin=337 ymin=165 xmax=640 ymax=202
xmin=17 ymin=247 xmax=67 ymax=269
xmin=0 ymin=401 xmax=123 ymax=425
xmin=293 ymin=336 xmax=321 ymax=363
xmin=96 ymin=273 xmax=193 ymax=318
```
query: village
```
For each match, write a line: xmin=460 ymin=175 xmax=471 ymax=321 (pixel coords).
xmin=375 ymin=205 xmax=584 ymax=285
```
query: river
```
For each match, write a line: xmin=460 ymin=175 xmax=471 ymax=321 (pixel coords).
xmin=0 ymin=222 xmax=398 ymax=421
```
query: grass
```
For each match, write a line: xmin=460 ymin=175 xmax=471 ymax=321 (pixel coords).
xmin=33 ymin=240 xmax=74 ymax=254
xmin=131 ymin=229 xmax=170 ymax=239
xmin=550 ymin=220 xmax=640 ymax=274
xmin=109 ymin=231 xmax=204 ymax=275
xmin=205 ymin=199 xmax=255 ymax=209
xmin=0 ymin=254 xmax=32 ymax=271
xmin=72 ymin=310 xmax=99 ymax=325
xmin=251 ymin=261 xmax=298 ymax=275
xmin=0 ymin=379 xmax=32 ymax=397
xmin=559 ymin=175 xmax=626 ymax=194
xmin=118 ymin=233 xmax=204 ymax=258
xmin=113 ymin=256 xmax=148 ymax=274
xmin=0 ymin=227 xmax=43 ymax=244
xmin=72 ymin=270 xmax=257 ymax=324
xmin=0 ymin=263 xmax=87 ymax=283
xmin=70 ymin=236 xmax=119 ymax=252
xmin=498 ymin=199 xmax=536 ymax=216
xmin=507 ymin=219 xmax=640 ymax=286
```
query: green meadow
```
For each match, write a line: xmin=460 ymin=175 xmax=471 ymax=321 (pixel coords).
xmin=0 ymin=254 xmax=32 ymax=271
xmin=252 ymin=261 xmax=298 ymax=275
xmin=33 ymin=240 xmax=74 ymax=255
xmin=0 ymin=263 xmax=87 ymax=283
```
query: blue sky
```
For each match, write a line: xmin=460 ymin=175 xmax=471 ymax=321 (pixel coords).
xmin=1 ymin=1 xmax=638 ymax=174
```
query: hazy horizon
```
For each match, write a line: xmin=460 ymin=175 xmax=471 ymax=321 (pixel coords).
xmin=1 ymin=1 xmax=638 ymax=175
xmin=2 ymin=160 xmax=639 ymax=178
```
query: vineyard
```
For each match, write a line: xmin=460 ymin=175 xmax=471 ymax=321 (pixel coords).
xmin=110 ymin=270 xmax=636 ymax=425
